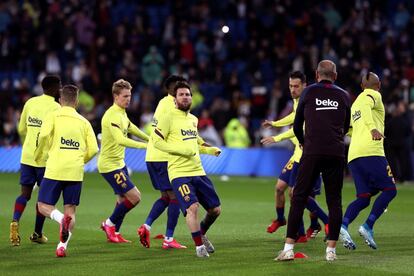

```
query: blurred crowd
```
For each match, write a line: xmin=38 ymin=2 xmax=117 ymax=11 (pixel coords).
xmin=0 ymin=0 xmax=413 ymax=180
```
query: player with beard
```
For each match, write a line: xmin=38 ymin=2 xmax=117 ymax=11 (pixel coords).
xmin=151 ymin=81 xmax=221 ymax=258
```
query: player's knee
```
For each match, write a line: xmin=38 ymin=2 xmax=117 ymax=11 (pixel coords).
xmin=384 ymin=188 xmax=397 ymax=199
xmin=356 ymin=195 xmax=371 ymax=207
xmin=128 ymin=188 xmax=141 ymax=205
xmin=132 ymin=194 xmax=141 ymax=205
xmin=21 ymin=187 xmax=32 ymax=201
xmin=166 ymin=190 xmax=176 ymax=200
xmin=37 ymin=202 xmax=47 ymax=216
xmin=276 ymin=182 xmax=287 ymax=194
xmin=22 ymin=193 xmax=31 ymax=201
xmin=187 ymin=203 xmax=199 ymax=215
xmin=209 ymin=206 xmax=221 ymax=217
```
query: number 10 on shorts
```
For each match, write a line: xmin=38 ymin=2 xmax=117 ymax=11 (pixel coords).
xmin=178 ymin=184 xmax=190 ymax=197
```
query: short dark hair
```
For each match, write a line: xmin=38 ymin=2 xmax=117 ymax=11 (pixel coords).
xmin=60 ymin=85 xmax=79 ymax=105
xmin=164 ymin=75 xmax=187 ymax=94
xmin=173 ymin=81 xmax=191 ymax=96
xmin=289 ymin=71 xmax=306 ymax=83
xmin=41 ymin=75 xmax=61 ymax=97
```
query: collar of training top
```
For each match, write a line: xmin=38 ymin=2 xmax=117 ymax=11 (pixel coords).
xmin=318 ymin=80 xmax=334 ymax=84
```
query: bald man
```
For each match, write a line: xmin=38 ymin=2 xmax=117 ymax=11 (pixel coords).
xmin=339 ymin=72 xmax=397 ymax=251
xmin=276 ymin=60 xmax=351 ymax=262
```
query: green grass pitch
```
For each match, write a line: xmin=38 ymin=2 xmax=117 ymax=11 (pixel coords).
xmin=0 ymin=173 xmax=413 ymax=275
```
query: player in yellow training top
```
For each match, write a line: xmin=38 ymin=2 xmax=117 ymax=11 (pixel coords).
xmin=35 ymin=85 xmax=99 ymax=257
xmin=339 ymin=72 xmax=397 ymax=250
xmin=152 ymin=81 xmax=221 ymax=258
xmin=261 ymin=71 xmax=328 ymax=241
xmin=138 ymin=75 xmax=219 ymax=249
xmin=98 ymin=79 xmax=148 ymax=243
xmin=138 ymin=75 xmax=188 ymax=249
xmin=10 ymin=75 xmax=61 ymax=246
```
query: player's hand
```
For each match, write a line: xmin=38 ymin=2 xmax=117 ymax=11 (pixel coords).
xmin=371 ymin=129 xmax=385 ymax=140
xmin=213 ymin=147 xmax=221 ymax=157
xmin=261 ymin=136 xmax=276 ymax=145
xmin=262 ymin=120 xmax=273 ymax=129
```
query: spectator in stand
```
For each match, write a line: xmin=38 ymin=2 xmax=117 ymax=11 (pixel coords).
xmin=198 ymin=109 xmax=223 ymax=147
xmin=141 ymin=46 xmax=164 ymax=87
xmin=224 ymin=118 xmax=250 ymax=148
xmin=0 ymin=0 xmax=413 ymax=158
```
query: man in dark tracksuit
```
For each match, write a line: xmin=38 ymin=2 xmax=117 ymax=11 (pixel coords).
xmin=276 ymin=60 xmax=351 ymax=262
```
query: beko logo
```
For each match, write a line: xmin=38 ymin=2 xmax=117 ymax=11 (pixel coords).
xmin=352 ymin=110 xmax=361 ymax=122
xmin=181 ymin=129 xmax=197 ymax=136
xmin=60 ymin=137 xmax=80 ymax=150
xmin=315 ymin=98 xmax=338 ymax=110
xmin=28 ymin=116 xmax=42 ymax=127
xmin=181 ymin=129 xmax=198 ymax=141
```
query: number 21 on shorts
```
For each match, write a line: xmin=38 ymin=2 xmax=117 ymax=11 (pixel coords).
xmin=178 ymin=184 xmax=191 ymax=197
xmin=114 ymin=171 xmax=127 ymax=185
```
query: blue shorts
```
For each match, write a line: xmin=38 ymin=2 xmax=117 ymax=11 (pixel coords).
xmin=349 ymin=156 xmax=396 ymax=196
xmin=20 ymin=164 xmax=45 ymax=186
xmin=279 ymin=160 xmax=321 ymax=195
xmin=146 ymin=162 xmax=172 ymax=191
xmin=171 ymin=176 xmax=221 ymax=216
xmin=38 ymin=178 xmax=82 ymax=206
xmin=101 ymin=167 xmax=135 ymax=195
xmin=279 ymin=160 xmax=298 ymax=185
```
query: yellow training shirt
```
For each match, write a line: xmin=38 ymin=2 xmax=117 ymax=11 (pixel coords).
xmin=18 ymin=94 xmax=60 ymax=167
xmin=348 ymin=88 xmax=385 ymax=163
xmin=98 ymin=104 xmax=148 ymax=173
xmin=146 ymin=95 xmax=175 ymax=162
xmin=146 ymin=95 xmax=219 ymax=162
xmin=151 ymin=108 xmax=205 ymax=181
xmin=271 ymin=98 xmax=302 ymax=162
xmin=34 ymin=106 xmax=98 ymax=181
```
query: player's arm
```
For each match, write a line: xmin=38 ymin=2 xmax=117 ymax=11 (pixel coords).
xmin=261 ymin=127 xmax=295 ymax=145
xmin=360 ymin=95 xmax=376 ymax=130
xmin=109 ymin=122 xmax=147 ymax=149
xmin=197 ymin=135 xmax=206 ymax=146
xmin=196 ymin=135 xmax=220 ymax=156
xmin=128 ymin=121 xmax=149 ymax=142
xmin=34 ymin=113 xmax=54 ymax=163
xmin=293 ymin=93 xmax=306 ymax=145
xmin=262 ymin=112 xmax=295 ymax=129
xmin=198 ymin=139 xmax=221 ymax=156
xmin=151 ymin=113 xmax=195 ymax=157
xmin=199 ymin=145 xmax=221 ymax=156
xmin=195 ymin=123 xmax=221 ymax=156
xmin=17 ymin=104 xmax=28 ymax=143
xmin=360 ymin=95 xmax=384 ymax=140
xmin=84 ymin=123 xmax=99 ymax=164
xmin=272 ymin=112 xmax=295 ymax=127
